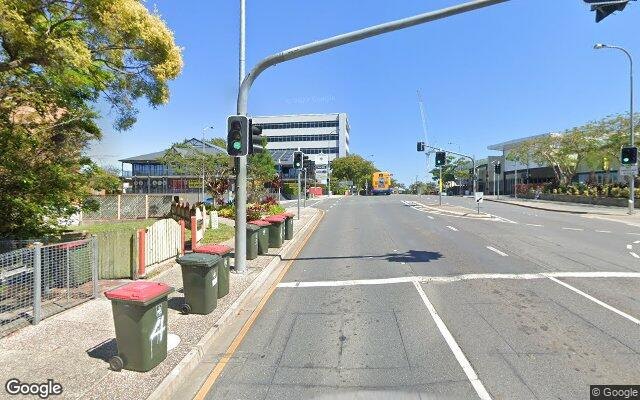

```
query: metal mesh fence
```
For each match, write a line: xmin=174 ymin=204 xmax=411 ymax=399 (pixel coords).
xmin=147 ymin=195 xmax=172 ymax=218
xmin=0 ymin=247 xmax=35 ymax=335
xmin=83 ymin=196 xmax=119 ymax=220
xmin=0 ymin=238 xmax=97 ymax=337
xmin=82 ymin=194 xmax=174 ymax=221
xmin=121 ymin=195 xmax=146 ymax=219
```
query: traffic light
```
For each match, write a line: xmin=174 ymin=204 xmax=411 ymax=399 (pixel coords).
xmin=293 ymin=151 xmax=303 ymax=170
xmin=435 ymin=151 xmax=446 ymax=167
xmin=494 ymin=162 xmax=501 ymax=174
xmin=227 ymin=115 xmax=249 ymax=156
xmin=248 ymin=119 xmax=264 ymax=155
xmin=417 ymin=142 xmax=425 ymax=152
xmin=583 ymin=0 xmax=631 ymax=22
xmin=621 ymin=146 xmax=638 ymax=165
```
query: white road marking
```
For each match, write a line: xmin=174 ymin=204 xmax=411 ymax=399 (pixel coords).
xmin=277 ymin=271 xmax=640 ymax=288
xmin=547 ymin=276 xmax=640 ymax=326
xmin=634 ymin=240 xmax=640 ymax=244
xmin=596 ymin=230 xmax=611 ymax=233
xmin=427 ymin=216 xmax=434 ymax=220
xmin=486 ymin=246 xmax=508 ymax=257
xmin=526 ymin=223 xmax=543 ymax=227
xmin=562 ymin=227 xmax=584 ymax=231
xmin=627 ymin=244 xmax=633 ymax=250
xmin=413 ymin=281 xmax=492 ymax=400
xmin=627 ymin=233 xmax=640 ymax=236
xmin=446 ymin=226 xmax=458 ymax=232
xmin=630 ymin=252 xmax=640 ymax=259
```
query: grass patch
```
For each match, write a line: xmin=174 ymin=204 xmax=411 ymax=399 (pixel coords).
xmin=198 ymin=224 xmax=235 ymax=245
xmin=72 ymin=219 xmax=158 ymax=234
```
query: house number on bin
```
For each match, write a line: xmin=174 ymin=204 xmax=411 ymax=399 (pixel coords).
xmin=149 ymin=304 xmax=165 ymax=358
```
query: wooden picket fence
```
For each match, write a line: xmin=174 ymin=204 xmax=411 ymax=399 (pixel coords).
xmin=143 ymin=219 xmax=182 ymax=268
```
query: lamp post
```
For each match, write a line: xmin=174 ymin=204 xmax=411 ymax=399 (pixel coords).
xmin=594 ymin=43 xmax=634 ymax=214
xmin=201 ymin=126 xmax=214 ymax=203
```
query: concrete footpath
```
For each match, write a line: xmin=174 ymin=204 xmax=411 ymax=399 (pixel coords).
xmin=0 ymin=207 xmax=321 ymax=400
xmin=485 ymin=196 xmax=640 ymax=227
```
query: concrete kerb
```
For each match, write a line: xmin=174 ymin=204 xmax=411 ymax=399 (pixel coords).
xmin=146 ymin=208 xmax=323 ymax=400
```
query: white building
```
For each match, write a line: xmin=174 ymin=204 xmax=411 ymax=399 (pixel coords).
xmin=251 ymin=113 xmax=350 ymax=184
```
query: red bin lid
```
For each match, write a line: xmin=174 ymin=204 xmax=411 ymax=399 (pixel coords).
xmin=281 ymin=212 xmax=295 ymax=218
xmin=105 ymin=281 xmax=173 ymax=303
xmin=194 ymin=244 xmax=233 ymax=255
xmin=249 ymin=220 xmax=271 ymax=226
xmin=265 ymin=215 xmax=286 ymax=223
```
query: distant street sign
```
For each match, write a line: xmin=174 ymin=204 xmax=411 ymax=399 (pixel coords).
xmin=339 ymin=180 xmax=353 ymax=188
xmin=475 ymin=192 xmax=484 ymax=203
xmin=619 ymin=164 xmax=639 ymax=177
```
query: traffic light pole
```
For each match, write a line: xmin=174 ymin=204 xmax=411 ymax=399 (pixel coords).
xmin=439 ymin=166 xmax=443 ymax=206
xmin=297 ymin=170 xmax=301 ymax=220
xmin=303 ymin=168 xmax=307 ymax=207
xmin=234 ymin=0 xmax=510 ymax=273
xmin=425 ymin=145 xmax=477 ymax=195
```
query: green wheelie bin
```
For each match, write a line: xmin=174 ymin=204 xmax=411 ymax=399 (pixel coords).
xmin=265 ymin=215 xmax=286 ymax=248
xmin=176 ymin=252 xmax=221 ymax=315
xmin=282 ymin=212 xmax=295 ymax=240
xmin=246 ymin=223 xmax=261 ymax=260
xmin=194 ymin=244 xmax=232 ymax=298
xmin=249 ymin=220 xmax=271 ymax=255
xmin=104 ymin=281 xmax=175 ymax=372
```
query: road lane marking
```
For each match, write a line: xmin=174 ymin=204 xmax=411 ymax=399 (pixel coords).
xmin=547 ymin=276 xmax=640 ymax=326
xmin=427 ymin=215 xmax=434 ymax=220
xmin=630 ymin=252 xmax=640 ymax=259
xmin=446 ymin=226 xmax=458 ymax=231
xmin=413 ymin=281 xmax=492 ymax=400
xmin=526 ymin=223 xmax=543 ymax=227
xmin=562 ymin=227 xmax=583 ymax=231
xmin=486 ymin=246 xmax=508 ymax=257
xmin=596 ymin=230 xmax=611 ymax=233
xmin=193 ymin=210 xmax=325 ymax=399
xmin=634 ymin=240 xmax=640 ymax=244
xmin=277 ymin=271 xmax=640 ymax=288
xmin=627 ymin=233 xmax=640 ymax=236
xmin=627 ymin=244 xmax=634 ymax=250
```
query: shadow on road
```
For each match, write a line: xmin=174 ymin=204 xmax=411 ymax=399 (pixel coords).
xmin=283 ymin=250 xmax=442 ymax=263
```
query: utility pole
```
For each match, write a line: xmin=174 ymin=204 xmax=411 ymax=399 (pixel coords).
xmin=303 ymin=168 xmax=307 ymax=207
xmin=234 ymin=0 xmax=510 ymax=276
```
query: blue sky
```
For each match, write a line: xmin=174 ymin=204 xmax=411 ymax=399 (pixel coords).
xmin=89 ymin=0 xmax=639 ymax=185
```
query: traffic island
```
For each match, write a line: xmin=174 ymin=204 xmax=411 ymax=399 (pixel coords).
xmin=0 ymin=206 xmax=322 ymax=400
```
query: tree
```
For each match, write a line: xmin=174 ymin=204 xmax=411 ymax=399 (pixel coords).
xmin=0 ymin=0 xmax=183 ymax=238
xmin=210 ymin=137 xmax=227 ymax=148
xmin=330 ymin=155 xmax=377 ymax=191
xmin=162 ymin=144 xmax=232 ymax=204
xmin=429 ymin=155 xmax=458 ymax=183
xmin=408 ymin=181 xmax=436 ymax=195
xmin=88 ymin=165 xmax=122 ymax=194
xmin=247 ymin=146 xmax=276 ymax=202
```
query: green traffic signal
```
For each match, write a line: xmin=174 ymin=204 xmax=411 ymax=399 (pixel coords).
xmin=233 ymin=141 xmax=241 ymax=150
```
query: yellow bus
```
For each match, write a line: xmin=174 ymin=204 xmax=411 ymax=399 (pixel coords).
xmin=371 ymin=172 xmax=392 ymax=195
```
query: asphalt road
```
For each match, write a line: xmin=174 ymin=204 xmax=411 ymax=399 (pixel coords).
xmin=204 ymin=194 xmax=640 ymax=399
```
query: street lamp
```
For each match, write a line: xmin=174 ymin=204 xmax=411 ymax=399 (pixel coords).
xmin=594 ymin=43 xmax=635 ymax=214
xmin=201 ymin=126 xmax=214 ymax=203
